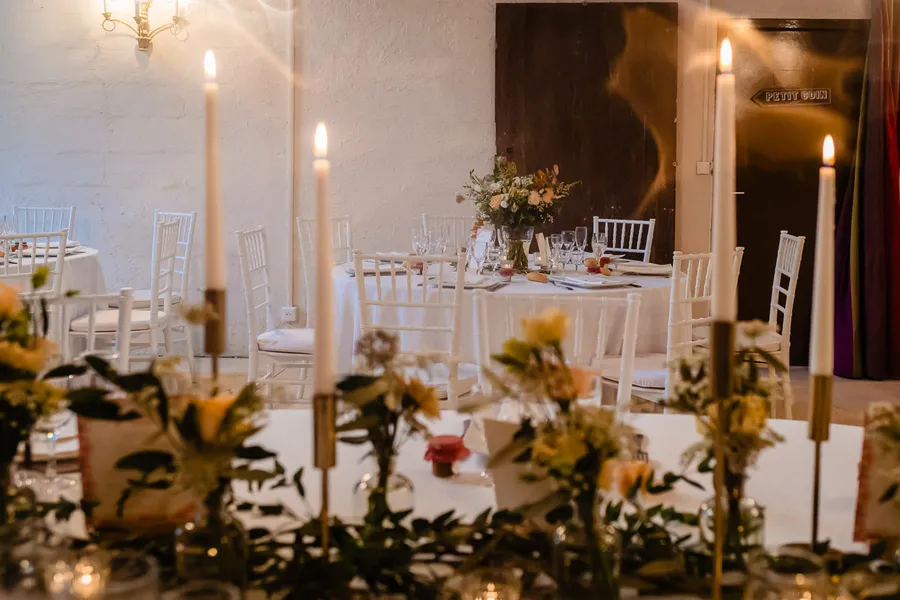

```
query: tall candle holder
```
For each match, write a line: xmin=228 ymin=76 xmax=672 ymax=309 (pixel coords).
xmin=809 ymin=375 xmax=832 ymax=547
xmin=204 ymin=289 xmax=226 ymax=387
xmin=710 ymin=320 xmax=734 ymax=600
xmin=314 ymin=393 xmax=336 ymax=552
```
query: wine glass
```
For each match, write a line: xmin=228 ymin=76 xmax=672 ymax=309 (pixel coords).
xmin=561 ymin=231 xmax=576 ymax=270
xmin=17 ymin=410 xmax=77 ymax=501
xmin=430 ymin=224 xmax=448 ymax=256
xmin=574 ymin=226 xmax=588 ymax=270
xmin=470 ymin=240 xmax=488 ymax=274
xmin=592 ymin=232 xmax=608 ymax=259
xmin=411 ymin=228 xmax=429 ymax=256
xmin=486 ymin=245 xmax=502 ymax=272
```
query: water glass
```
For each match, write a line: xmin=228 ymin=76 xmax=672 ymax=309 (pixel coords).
xmin=18 ymin=409 xmax=77 ymax=501
xmin=163 ymin=581 xmax=240 ymax=600
xmin=574 ymin=226 xmax=588 ymax=269
xmin=411 ymin=228 xmax=430 ymax=256
xmin=486 ymin=245 xmax=502 ymax=272
xmin=550 ymin=233 xmax=563 ymax=254
xmin=592 ymin=232 xmax=608 ymax=259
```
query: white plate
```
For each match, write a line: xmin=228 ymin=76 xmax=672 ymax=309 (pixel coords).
xmin=36 ymin=240 xmax=80 ymax=249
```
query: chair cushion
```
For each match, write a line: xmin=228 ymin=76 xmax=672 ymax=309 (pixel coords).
xmin=257 ymin=328 xmax=315 ymax=354
xmin=694 ymin=326 xmax=782 ymax=353
xmin=70 ymin=309 xmax=167 ymax=332
xmin=108 ymin=289 xmax=183 ymax=309
xmin=600 ymin=354 xmax=668 ymax=391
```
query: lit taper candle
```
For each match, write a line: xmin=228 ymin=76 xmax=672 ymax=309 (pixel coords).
xmin=313 ymin=123 xmax=335 ymax=393
xmin=711 ymin=39 xmax=736 ymax=320
xmin=810 ymin=136 xmax=835 ymax=375
xmin=204 ymin=51 xmax=225 ymax=290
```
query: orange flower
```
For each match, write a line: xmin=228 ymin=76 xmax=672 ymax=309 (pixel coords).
xmin=617 ymin=460 xmax=654 ymax=497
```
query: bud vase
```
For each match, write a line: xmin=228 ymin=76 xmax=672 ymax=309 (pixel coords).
xmin=501 ymin=226 xmax=534 ymax=273
xmin=698 ymin=473 xmax=765 ymax=571
xmin=351 ymin=463 xmax=415 ymax=520
xmin=174 ymin=482 xmax=248 ymax=591
xmin=552 ymin=520 xmax=621 ymax=599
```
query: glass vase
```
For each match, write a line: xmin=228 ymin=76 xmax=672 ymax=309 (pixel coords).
xmin=351 ymin=468 xmax=415 ymax=520
xmin=698 ymin=494 xmax=765 ymax=565
xmin=501 ymin=226 xmax=534 ymax=273
xmin=745 ymin=545 xmax=828 ymax=600
xmin=174 ymin=485 xmax=247 ymax=591
xmin=552 ymin=520 xmax=621 ymax=599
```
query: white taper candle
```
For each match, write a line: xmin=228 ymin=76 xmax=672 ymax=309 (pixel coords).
xmin=810 ymin=136 xmax=836 ymax=375
xmin=313 ymin=123 xmax=336 ymax=394
xmin=204 ymin=51 xmax=226 ymax=290
xmin=711 ymin=39 xmax=737 ymax=321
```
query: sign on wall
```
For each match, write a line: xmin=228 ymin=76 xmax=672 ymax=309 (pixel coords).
xmin=752 ymin=88 xmax=832 ymax=107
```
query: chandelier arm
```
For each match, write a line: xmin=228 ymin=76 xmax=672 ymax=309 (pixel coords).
xmin=102 ymin=17 xmax=141 ymax=36
xmin=147 ymin=22 xmax=177 ymax=41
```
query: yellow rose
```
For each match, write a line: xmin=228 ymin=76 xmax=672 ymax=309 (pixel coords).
xmin=570 ymin=366 xmax=598 ymax=398
xmin=528 ymin=190 xmax=542 ymax=206
xmin=541 ymin=189 xmax=556 ymax=204
xmin=194 ymin=394 xmax=236 ymax=443
xmin=617 ymin=460 xmax=654 ymax=497
xmin=406 ymin=376 xmax=440 ymax=420
xmin=521 ymin=307 xmax=569 ymax=346
xmin=0 ymin=284 xmax=23 ymax=318
xmin=0 ymin=338 xmax=56 ymax=373
xmin=736 ymin=394 xmax=768 ymax=435
xmin=489 ymin=195 xmax=504 ymax=209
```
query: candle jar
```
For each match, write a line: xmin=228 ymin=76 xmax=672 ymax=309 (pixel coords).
xmin=459 ymin=568 xmax=522 ymax=600
xmin=498 ymin=262 xmax=515 ymax=283
xmin=425 ymin=435 xmax=471 ymax=479
xmin=174 ymin=483 xmax=248 ymax=591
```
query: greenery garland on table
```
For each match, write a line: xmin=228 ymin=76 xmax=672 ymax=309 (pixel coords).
xmin=2 ymin=298 xmax=893 ymax=598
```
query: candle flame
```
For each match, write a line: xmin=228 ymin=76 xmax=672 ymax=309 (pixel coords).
xmin=204 ymin=50 xmax=216 ymax=82
xmin=314 ymin=123 xmax=328 ymax=158
xmin=720 ymin=39 xmax=733 ymax=72
xmin=823 ymin=135 xmax=835 ymax=167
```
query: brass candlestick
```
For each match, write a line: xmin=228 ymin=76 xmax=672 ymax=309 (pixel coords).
xmin=710 ymin=320 xmax=734 ymax=600
xmin=809 ymin=374 xmax=832 ymax=549
xmin=314 ymin=392 xmax=336 ymax=552
xmin=205 ymin=289 xmax=226 ymax=387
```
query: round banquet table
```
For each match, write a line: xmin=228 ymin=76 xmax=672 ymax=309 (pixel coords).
xmin=331 ymin=265 xmax=673 ymax=372
xmin=4 ymin=247 xmax=106 ymax=297
xmin=245 ymin=411 xmax=864 ymax=552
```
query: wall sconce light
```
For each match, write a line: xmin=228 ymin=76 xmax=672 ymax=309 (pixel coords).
xmin=101 ymin=0 xmax=188 ymax=51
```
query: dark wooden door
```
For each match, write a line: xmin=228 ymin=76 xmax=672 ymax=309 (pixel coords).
xmin=496 ymin=3 xmax=678 ymax=263
xmin=722 ymin=20 xmax=868 ymax=365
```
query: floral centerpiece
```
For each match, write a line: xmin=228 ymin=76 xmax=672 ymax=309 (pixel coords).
xmin=478 ymin=308 xmax=695 ymax=598
xmin=458 ymin=156 xmax=578 ymax=271
xmin=0 ymin=273 xmax=64 ymax=530
xmin=666 ymin=320 xmax=787 ymax=567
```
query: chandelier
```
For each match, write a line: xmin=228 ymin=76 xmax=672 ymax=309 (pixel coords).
xmin=101 ymin=0 xmax=189 ymax=51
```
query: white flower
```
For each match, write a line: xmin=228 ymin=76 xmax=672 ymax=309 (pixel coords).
xmin=472 ymin=184 xmax=482 ymax=193
xmin=500 ymin=200 xmax=509 ymax=208
xmin=490 ymin=182 xmax=501 ymax=192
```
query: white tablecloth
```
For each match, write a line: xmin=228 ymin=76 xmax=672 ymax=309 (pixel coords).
xmin=332 ymin=265 xmax=672 ymax=371
xmin=3 ymin=247 xmax=105 ymax=296
xmin=251 ymin=411 xmax=865 ymax=552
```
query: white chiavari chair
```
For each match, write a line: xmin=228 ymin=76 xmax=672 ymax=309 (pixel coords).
xmin=59 ymin=289 xmax=135 ymax=372
xmin=353 ymin=250 xmax=471 ymax=407
xmin=754 ymin=231 xmax=805 ymax=417
xmin=474 ymin=291 xmax=642 ymax=414
xmin=604 ymin=247 xmax=745 ymax=407
xmin=298 ymin=216 xmax=353 ymax=325
xmin=422 ymin=215 xmax=476 ymax=253
xmin=0 ymin=229 xmax=69 ymax=340
xmin=592 ymin=217 xmax=656 ymax=263
xmin=70 ymin=220 xmax=178 ymax=362
xmin=14 ymin=207 xmax=76 ymax=239
xmin=238 ymin=226 xmax=314 ymax=400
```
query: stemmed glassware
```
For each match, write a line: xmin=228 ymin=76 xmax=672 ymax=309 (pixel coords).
xmin=561 ymin=230 xmax=576 ymax=270
xmin=467 ymin=238 xmax=488 ymax=274
xmin=430 ymin=224 xmax=448 ymax=256
xmin=411 ymin=228 xmax=430 ymax=256
xmin=574 ymin=226 xmax=588 ymax=270
xmin=592 ymin=231 xmax=608 ymax=259
xmin=16 ymin=409 xmax=78 ymax=501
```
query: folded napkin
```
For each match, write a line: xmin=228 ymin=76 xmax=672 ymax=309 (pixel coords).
xmin=614 ymin=262 xmax=671 ymax=276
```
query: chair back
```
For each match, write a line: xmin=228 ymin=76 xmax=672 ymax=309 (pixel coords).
xmin=298 ymin=216 xmax=353 ymax=324
xmin=767 ymin=230 xmax=806 ymax=352
xmin=666 ymin=247 xmax=744 ymax=392
xmin=14 ymin=206 xmax=76 ymax=238
xmin=422 ymin=215 xmax=476 ymax=253
xmin=148 ymin=220 xmax=179 ymax=330
xmin=155 ymin=211 xmax=197 ymax=300
xmin=237 ymin=227 xmax=275 ymax=344
xmin=592 ymin=217 xmax=656 ymax=263
xmin=474 ymin=290 xmax=642 ymax=413
xmin=353 ymin=251 xmax=466 ymax=362
xmin=0 ymin=229 xmax=69 ymax=297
